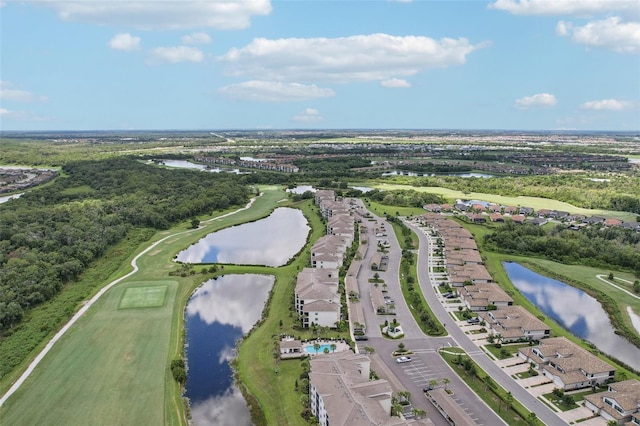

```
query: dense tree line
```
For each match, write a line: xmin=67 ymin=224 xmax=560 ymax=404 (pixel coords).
xmin=366 ymin=188 xmax=446 ymax=208
xmin=400 ymin=173 xmax=640 ymax=214
xmin=483 ymin=222 xmax=640 ymax=276
xmin=0 ymin=157 xmax=249 ymax=329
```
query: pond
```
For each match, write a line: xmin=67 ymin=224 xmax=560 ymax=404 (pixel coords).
xmin=176 ymin=207 xmax=310 ymax=267
xmin=382 ymin=170 xmax=494 ymax=178
xmin=286 ymin=185 xmax=316 ymax=194
xmin=185 ymin=274 xmax=274 ymax=426
xmin=0 ymin=193 xmax=23 ymax=204
xmin=504 ymin=262 xmax=640 ymax=370
xmin=152 ymin=159 xmax=245 ymax=174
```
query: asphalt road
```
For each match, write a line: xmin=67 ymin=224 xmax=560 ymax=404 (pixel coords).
xmin=352 ymin=200 xmax=508 ymax=426
xmin=403 ymin=218 xmax=567 ymax=426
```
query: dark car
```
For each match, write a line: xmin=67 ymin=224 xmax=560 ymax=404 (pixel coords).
xmin=355 ymin=335 xmax=368 ymax=341
xmin=467 ymin=317 xmax=480 ymax=324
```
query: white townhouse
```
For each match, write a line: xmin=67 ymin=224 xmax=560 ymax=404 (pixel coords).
xmin=518 ymin=337 xmax=616 ymax=390
xmin=295 ymin=268 xmax=340 ymax=328
xmin=309 ymin=351 xmax=424 ymax=426
xmin=311 ymin=235 xmax=350 ymax=269
xmin=584 ymin=379 xmax=640 ymax=425
xmin=479 ymin=305 xmax=550 ymax=342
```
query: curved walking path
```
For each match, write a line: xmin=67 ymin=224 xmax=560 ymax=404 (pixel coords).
xmin=0 ymin=196 xmax=258 ymax=407
xmin=595 ymin=274 xmax=640 ymax=300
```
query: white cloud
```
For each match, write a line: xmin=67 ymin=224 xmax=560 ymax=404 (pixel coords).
xmin=108 ymin=33 xmax=140 ymax=51
xmin=0 ymin=81 xmax=48 ymax=102
xmin=219 ymin=34 xmax=488 ymax=83
xmin=489 ymin=0 xmax=638 ymax=16
xmin=218 ymin=81 xmax=335 ymax=102
xmin=580 ymin=99 xmax=634 ymax=110
xmin=559 ymin=17 xmax=640 ymax=54
xmin=29 ymin=0 xmax=272 ymax=31
xmin=292 ymin=108 xmax=324 ymax=123
xmin=515 ymin=93 xmax=558 ymax=108
xmin=181 ymin=32 xmax=212 ymax=45
xmin=150 ymin=46 xmax=203 ymax=63
xmin=556 ymin=20 xmax=572 ymax=35
xmin=380 ymin=78 xmax=411 ymax=88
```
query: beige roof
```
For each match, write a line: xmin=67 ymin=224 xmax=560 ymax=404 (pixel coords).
xmin=310 ymin=352 xmax=405 ymax=426
xmin=303 ymin=299 xmax=340 ymax=313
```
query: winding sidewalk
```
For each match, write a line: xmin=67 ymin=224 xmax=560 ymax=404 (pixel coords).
xmin=0 ymin=196 xmax=257 ymax=407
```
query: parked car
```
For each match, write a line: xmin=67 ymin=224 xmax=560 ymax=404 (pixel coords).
xmin=355 ymin=335 xmax=368 ymax=341
xmin=396 ymin=356 xmax=412 ymax=364
xmin=467 ymin=317 xmax=480 ymax=324
xmin=422 ymin=385 xmax=433 ymax=392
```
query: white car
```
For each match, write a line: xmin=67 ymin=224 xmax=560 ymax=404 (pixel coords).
xmin=396 ymin=356 xmax=412 ymax=364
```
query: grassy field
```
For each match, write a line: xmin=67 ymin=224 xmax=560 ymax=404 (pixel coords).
xmin=0 ymin=281 xmax=178 ymax=425
xmin=0 ymin=186 xmax=290 ymax=425
xmin=374 ymin=183 xmax=637 ymax=221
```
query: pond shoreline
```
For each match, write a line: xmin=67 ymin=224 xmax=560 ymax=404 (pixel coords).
xmin=507 ymin=260 xmax=640 ymax=371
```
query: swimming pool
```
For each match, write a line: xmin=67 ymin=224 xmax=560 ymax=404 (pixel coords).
xmin=303 ymin=344 xmax=334 ymax=354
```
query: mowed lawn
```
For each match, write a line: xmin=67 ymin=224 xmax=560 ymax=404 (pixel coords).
xmin=0 ymin=281 xmax=177 ymax=425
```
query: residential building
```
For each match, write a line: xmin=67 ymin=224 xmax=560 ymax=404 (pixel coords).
xmin=518 ymin=337 xmax=616 ymax=390
xmin=583 ymin=379 xmax=640 ymax=425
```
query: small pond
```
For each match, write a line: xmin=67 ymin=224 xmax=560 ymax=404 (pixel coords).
xmin=185 ymin=274 xmax=274 ymax=426
xmin=286 ymin=185 xmax=316 ymax=194
xmin=504 ymin=262 xmax=640 ymax=370
xmin=0 ymin=193 xmax=23 ymax=204
xmin=176 ymin=207 xmax=310 ymax=267
xmin=382 ymin=170 xmax=494 ymax=178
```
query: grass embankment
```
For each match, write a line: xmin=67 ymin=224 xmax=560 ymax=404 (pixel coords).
xmin=457 ymin=219 xmax=640 ymax=379
xmin=0 ymin=187 xmax=289 ymax=425
xmin=234 ymin=198 xmax=353 ymax=426
xmin=374 ymin=183 xmax=637 ymax=221
xmin=440 ymin=349 xmax=540 ymax=426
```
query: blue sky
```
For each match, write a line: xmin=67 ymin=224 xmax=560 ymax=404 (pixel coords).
xmin=1 ymin=0 xmax=639 ymax=131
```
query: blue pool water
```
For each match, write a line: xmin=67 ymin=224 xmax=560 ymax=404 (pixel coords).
xmin=304 ymin=344 xmax=334 ymax=354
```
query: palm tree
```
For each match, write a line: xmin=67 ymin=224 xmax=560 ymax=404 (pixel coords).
xmin=428 ymin=379 xmax=438 ymax=390
xmin=313 ymin=342 xmax=320 ymax=354
xmin=362 ymin=346 xmax=375 ymax=355
xmin=411 ymin=408 xmax=426 ymax=419
xmin=442 ymin=378 xmax=450 ymax=390
xmin=330 ymin=343 xmax=337 ymax=353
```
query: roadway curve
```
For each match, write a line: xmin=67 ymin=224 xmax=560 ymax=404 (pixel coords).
xmin=404 ymin=219 xmax=567 ymax=426
xmin=0 ymin=196 xmax=258 ymax=407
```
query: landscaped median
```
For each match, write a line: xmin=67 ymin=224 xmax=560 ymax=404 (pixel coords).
xmin=439 ymin=347 xmax=542 ymax=426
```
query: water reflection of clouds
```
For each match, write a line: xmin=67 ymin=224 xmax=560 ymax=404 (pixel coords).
xmin=191 ymin=385 xmax=252 ymax=426
xmin=508 ymin=263 xmax=640 ymax=370
xmin=187 ymin=275 xmax=274 ymax=333
xmin=218 ymin=345 xmax=236 ymax=365
xmin=176 ymin=208 xmax=310 ymax=266
xmin=511 ymin=277 xmax=608 ymax=340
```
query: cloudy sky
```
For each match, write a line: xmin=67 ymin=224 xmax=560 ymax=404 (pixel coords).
xmin=1 ymin=0 xmax=638 ymax=131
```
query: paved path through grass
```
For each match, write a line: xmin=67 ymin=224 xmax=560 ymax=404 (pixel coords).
xmin=0 ymin=196 xmax=258 ymax=408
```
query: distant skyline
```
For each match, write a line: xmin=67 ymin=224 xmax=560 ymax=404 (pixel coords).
xmin=1 ymin=0 xmax=639 ymax=131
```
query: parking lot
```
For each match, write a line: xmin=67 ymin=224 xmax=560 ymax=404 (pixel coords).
xmin=395 ymin=355 xmax=485 ymax=425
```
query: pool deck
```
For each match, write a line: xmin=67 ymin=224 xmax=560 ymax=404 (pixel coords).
xmin=304 ymin=340 xmax=351 ymax=355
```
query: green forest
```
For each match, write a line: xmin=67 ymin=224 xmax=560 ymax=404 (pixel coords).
xmin=483 ymin=221 xmax=640 ymax=275
xmin=0 ymin=157 xmax=250 ymax=330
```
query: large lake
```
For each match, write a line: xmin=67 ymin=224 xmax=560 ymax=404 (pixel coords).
xmin=176 ymin=208 xmax=310 ymax=266
xmin=185 ymin=274 xmax=274 ymax=426
xmin=504 ymin=262 xmax=640 ymax=370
